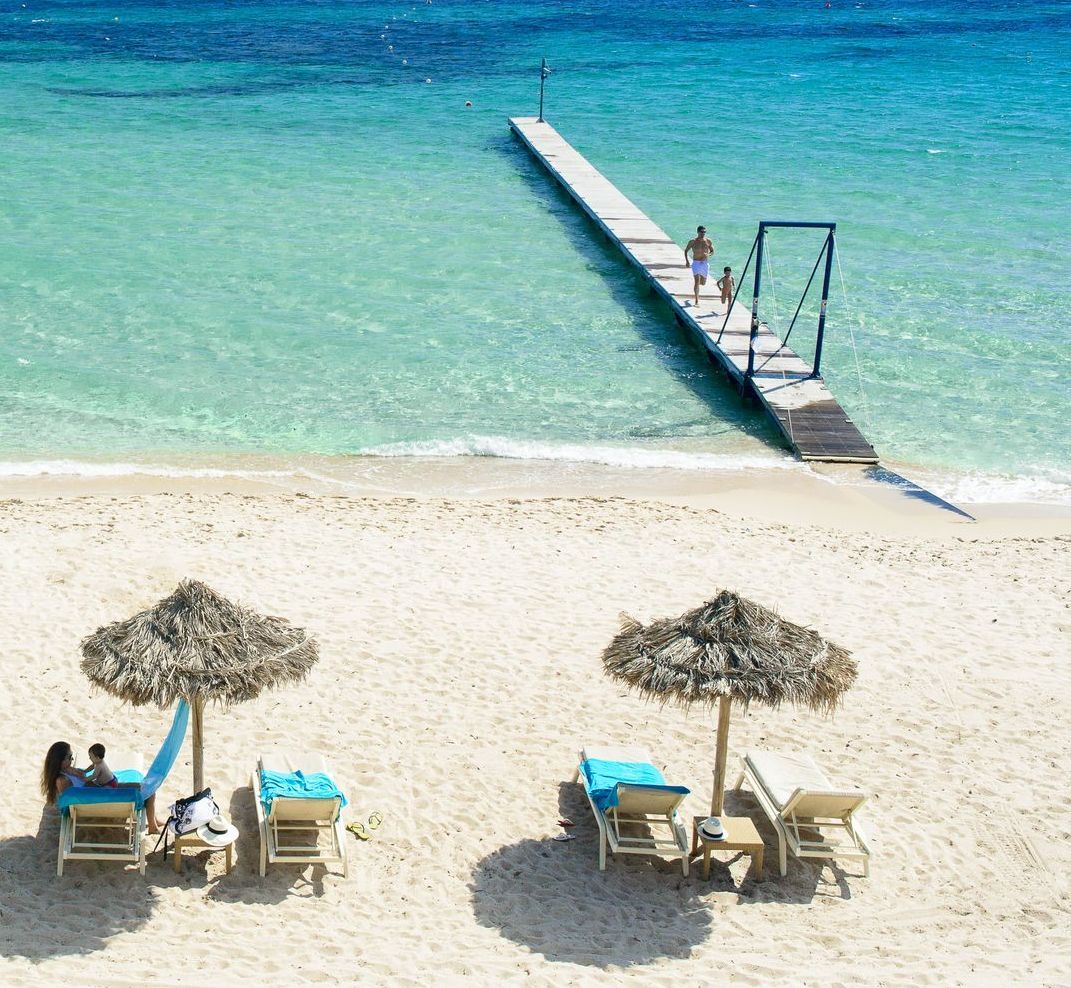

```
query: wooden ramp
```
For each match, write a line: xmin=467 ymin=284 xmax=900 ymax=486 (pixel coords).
xmin=509 ymin=117 xmax=878 ymax=464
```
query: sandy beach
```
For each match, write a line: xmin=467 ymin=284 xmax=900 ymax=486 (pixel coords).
xmin=1 ymin=477 xmax=1069 ymax=986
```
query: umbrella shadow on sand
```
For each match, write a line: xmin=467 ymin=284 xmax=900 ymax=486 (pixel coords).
xmin=0 ymin=806 xmax=155 ymax=959
xmin=470 ymin=782 xmax=712 ymax=968
xmin=471 ymin=779 xmax=852 ymax=967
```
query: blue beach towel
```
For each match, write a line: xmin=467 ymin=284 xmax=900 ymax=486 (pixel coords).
xmin=57 ymin=700 xmax=190 ymax=814
xmin=259 ymin=769 xmax=348 ymax=814
xmin=57 ymin=768 xmax=145 ymax=812
xmin=580 ymin=758 xmax=690 ymax=813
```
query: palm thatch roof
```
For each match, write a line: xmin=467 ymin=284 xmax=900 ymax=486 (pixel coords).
xmin=81 ymin=579 xmax=318 ymax=708
xmin=602 ymin=590 xmax=856 ymax=714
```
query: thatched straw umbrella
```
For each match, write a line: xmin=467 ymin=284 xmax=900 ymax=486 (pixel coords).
xmin=602 ymin=590 xmax=856 ymax=817
xmin=81 ymin=579 xmax=318 ymax=792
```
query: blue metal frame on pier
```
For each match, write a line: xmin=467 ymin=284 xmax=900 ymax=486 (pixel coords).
xmin=746 ymin=221 xmax=837 ymax=383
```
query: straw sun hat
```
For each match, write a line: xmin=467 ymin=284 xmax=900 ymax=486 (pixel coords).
xmin=197 ymin=814 xmax=239 ymax=847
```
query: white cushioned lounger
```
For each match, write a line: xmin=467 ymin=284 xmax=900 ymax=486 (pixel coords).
xmin=735 ymin=750 xmax=870 ymax=877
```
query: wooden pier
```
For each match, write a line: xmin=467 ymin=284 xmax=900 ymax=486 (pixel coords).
xmin=509 ymin=117 xmax=878 ymax=464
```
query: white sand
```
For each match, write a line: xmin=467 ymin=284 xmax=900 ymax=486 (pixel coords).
xmin=1 ymin=489 xmax=1069 ymax=986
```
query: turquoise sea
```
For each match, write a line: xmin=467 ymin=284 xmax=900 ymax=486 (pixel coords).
xmin=1 ymin=0 xmax=1069 ymax=501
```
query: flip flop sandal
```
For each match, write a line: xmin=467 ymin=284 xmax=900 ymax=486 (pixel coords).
xmin=346 ymin=822 xmax=371 ymax=841
xmin=558 ymin=818 xmax=575 ymax=828
xmin=368 ymin=811 xmax=384 ymax=831
xmin=552 ymin=833 xmax=577 ymax=842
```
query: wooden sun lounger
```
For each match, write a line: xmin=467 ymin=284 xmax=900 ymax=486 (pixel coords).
xmin=57 ymin=752 xmax=146 ymax=876
xmin=573 ymin=745 xmax=690 ymax=876
xmin=252 ymin=751 xmax=348 ymax=878
xmin=735 ymin=750 xmax=871 ymax=877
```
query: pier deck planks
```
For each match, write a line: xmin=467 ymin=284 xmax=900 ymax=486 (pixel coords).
xmin=509 ymin=117 xmax=878 ymax=464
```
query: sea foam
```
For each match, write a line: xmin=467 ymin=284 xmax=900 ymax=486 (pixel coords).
xmin=915 ymin=467 xmax=1071 ymax=506
xmin=0 ymin=460 xmax=293 ymax=480
xmin=354 ymin=437 xmax=799 ymax=471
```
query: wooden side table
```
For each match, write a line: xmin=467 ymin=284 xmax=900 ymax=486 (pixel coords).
xmin=172 ymin=832 xmax=236 ymax=874
xmin=691 ymin=815 xmax=764 ymax=880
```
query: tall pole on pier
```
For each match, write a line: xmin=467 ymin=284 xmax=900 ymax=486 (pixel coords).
xmin=745 ymin=225 xmax=766 ymax=383
xmin=538 ymin=58 xmax=551 ymax=122
xmin=812 ymin=225 xmax=836 ymax=379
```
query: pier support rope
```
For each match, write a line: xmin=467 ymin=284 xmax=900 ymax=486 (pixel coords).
xmin=779 ymin=242 xmax=830 ymax=354
xmin=834 ymin=244 xmax=874 ymax=433
xmin=716 ymin=235 xmax=757 ymax=345
xmin=760 ymin=232 xmax=781 ymax=371
xmin=760 ymin=235 xmax=797 ymax=440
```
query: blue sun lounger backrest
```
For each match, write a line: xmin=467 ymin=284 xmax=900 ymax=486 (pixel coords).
xmin=57 ymin=700 xmax=190 ymax=813
xmin=580 ymin=757 xmax=690 ymax=813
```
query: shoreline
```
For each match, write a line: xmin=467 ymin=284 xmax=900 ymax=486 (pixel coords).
xmin=1 ymin=452 xmax=1068 ymax=538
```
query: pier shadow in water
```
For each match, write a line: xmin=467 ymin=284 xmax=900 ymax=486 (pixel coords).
xmin=498 ymin=135 xmax=788 ymax=454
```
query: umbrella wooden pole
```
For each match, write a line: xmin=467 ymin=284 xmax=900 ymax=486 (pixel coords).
xmin=711 ymin=696 xmax=732 ymax=817
xmin=192 ymin=696 xmax=205 ymax=792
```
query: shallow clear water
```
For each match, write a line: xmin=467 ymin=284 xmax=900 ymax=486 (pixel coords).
xmin=1 ymin=0 xmax=1069 ymax=498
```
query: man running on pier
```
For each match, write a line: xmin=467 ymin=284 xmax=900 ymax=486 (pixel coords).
xmin=684 ymin=225 xmax=714 ymax=307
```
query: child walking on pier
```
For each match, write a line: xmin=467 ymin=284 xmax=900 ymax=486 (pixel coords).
xmin=717 ymin=266 xmax=735 ymax=306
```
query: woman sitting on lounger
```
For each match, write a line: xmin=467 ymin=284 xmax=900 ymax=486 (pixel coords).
xmin=41 ymin=741 xmax=162 ymax=833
